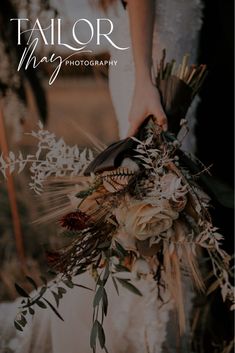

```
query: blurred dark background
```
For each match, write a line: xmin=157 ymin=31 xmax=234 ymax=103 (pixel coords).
xmin=195 ymin=1 xmax=234 ymax=351
xmin=197 ymin=0 xmax=234 ymax=188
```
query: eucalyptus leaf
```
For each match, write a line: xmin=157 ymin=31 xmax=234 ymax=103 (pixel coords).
xmin=58 ymin=287 xmax=67 ymax=295
xmin=39 ymin=286 xmax=47 ymax=296
xmin=26 ymin=276 xmax=38 ymax=290
xmin=29 ymin=307 xmax=35 ymax=315
xmin=18 ymin=315 xmax=27 ymax=327
xmin=36 ymin=300 xmax=47 ymax=309
xmin=62 ymin=279 xmax=74 ymax=289
xmin=103 ymin=265 xmax=110 ymax=282
xmin=93 ymin=286 xmax=104 ymax=308
xmin=14 ymin=321 xmax=23 ymax=332
xmin=115 ymin=241 xmax=127 ymax=257
xmin=15 ymin=284 xmax=30 ymax=298
xmin=43 ymin=298 xmax=64 ymax=321
xmin=97 ymin=321 xmax=106 ymax=348
xmin=116 ymin=278 xmax=142 ymax=297
xmin=90 ymin=320 xmax=98 ymax=349
xmin=102 ymin=289 xmax=108 ymax=316
xmin=74 ymin=268 xmax=87 ymax=276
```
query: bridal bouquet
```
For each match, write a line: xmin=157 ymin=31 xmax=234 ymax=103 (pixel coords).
xmin=0 ymin=54 xmax=233 ymax=352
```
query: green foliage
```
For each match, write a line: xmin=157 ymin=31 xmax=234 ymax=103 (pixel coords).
xmin=14 ymin=238 xmax=141 ymax=353
xmin=14 ymin=284 xmax=29 ymax=298
xmin=14 ymin=275 xmax=77 ymax=332
xmin=116 ymin=278 xmax=142 ymax=297
xmin=91 ymin=264 xmax=109 ymax=352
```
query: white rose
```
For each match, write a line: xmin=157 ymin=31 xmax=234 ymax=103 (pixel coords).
xmin=116 ymin=199 xmax=178 ymax=241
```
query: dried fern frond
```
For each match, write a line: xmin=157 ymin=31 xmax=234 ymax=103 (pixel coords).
xmin=101 ymin=167 xmax=136 ymax=193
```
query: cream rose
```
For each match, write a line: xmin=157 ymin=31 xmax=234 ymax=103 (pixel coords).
xmin=160 ymin=173 xmax=188 ymax=211
xmin=116 ymin=199 xmax=179 ymax=241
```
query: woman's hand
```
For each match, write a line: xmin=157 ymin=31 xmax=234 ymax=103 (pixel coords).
xmin=125 ymin=0 xmax=167 ymax=136
xmin=127 ymin=80 xmax=168 ymax=136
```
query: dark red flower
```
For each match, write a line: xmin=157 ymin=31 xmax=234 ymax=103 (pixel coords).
xmin=59 ymin=211 xmax=91 ymax=231
xmin=46 ymin=250 xmax=61 ymax=267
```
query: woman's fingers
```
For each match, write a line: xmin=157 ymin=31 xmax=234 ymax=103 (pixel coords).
xmin=126 ymin=84 xmax=168 ymax=137
xmin=127 ymin=110 xmax=168 ymax=137
xmin=154 ymin=108 xmax=168 ymax=132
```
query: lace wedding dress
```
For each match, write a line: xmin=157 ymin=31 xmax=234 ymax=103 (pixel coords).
xmin=107 ymin=2 xmax=202 ymax=351
xmin=0 ymin=1 xmax=203 ymax=353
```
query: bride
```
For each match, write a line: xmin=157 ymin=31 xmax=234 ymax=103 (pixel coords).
xmin=0 ymin=1 xmax=203 ymax=352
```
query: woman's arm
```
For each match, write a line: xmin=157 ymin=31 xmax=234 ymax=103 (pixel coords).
xmin=126 ymin=0 xmax=168 ymax=136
